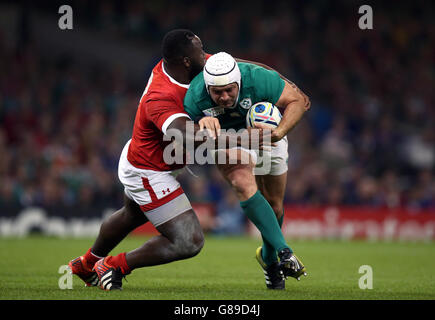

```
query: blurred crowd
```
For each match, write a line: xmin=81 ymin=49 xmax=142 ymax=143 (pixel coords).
xmin=0 ymin=0 xmax=434 ymax=221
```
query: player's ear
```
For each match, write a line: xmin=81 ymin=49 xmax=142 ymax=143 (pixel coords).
xmin=183 ymin=57 xmax=191 ymax=68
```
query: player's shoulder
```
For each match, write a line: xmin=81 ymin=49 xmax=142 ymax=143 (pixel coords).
xmin=144 ymin=85 xmax=178 ymax=106
xmin=184 ymin=72 xmax=208 ymax=104
xmin=239 ymin=62 xmax=280 ymax=88
xmin=238 ymin=62 xmax=263 ymax=72
xmin=189 ymin=71 xmax=206 ymax=92
xmin=238 ymin=62 xmax=274 ymax=78
xmin=238 ymin=62 xmax=263 ymax=83
xmin=144 ymin=62 xmax=184 ymax=103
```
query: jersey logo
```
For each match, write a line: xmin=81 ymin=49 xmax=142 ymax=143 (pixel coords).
xmin=230 ymin=112 xmax=241 ymax=117
xmin=239 ymin=98 xmax=252 ymax=109
xmin=203 ymin=107 xmax=225 ymax=117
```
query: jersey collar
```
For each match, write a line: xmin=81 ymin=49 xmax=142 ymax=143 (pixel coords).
xmin=162 ymin=62 xmax=190 ymax=89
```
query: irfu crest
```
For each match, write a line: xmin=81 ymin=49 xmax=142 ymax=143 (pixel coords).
xmin=239 ymin=98 xmax=252 ymax=109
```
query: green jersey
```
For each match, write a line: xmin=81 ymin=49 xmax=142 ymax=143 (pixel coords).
xmin=184 ymin=62 xmax=285 ymax=130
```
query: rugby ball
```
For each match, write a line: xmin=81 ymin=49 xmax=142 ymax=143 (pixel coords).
xmin=246 ymin=102 xmax=282 ymax=128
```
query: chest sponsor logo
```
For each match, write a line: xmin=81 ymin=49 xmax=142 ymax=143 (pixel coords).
xmin=203 ymin=107 xmax=225 ymax=117
xmin=239 ymin=97 xmax=252 ymax=109
xmin=230 ymin=112 xmax=241 ymax=117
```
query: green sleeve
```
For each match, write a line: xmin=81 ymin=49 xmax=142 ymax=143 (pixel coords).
xmin=251 ymin=66 xmax=285 ymax=105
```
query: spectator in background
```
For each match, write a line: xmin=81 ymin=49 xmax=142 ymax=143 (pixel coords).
xmin=213 ymin=189 xmax=247 ymax=235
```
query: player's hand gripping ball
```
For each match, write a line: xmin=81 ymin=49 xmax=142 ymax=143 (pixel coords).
xmin=246 ymin=102 xmax=282 ymax=128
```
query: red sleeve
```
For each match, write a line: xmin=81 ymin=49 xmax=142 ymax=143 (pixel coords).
xmin=145 ymin=98 xmax=189 ymax=132
xmin=205 ymin=53 xmax=212 ymax=60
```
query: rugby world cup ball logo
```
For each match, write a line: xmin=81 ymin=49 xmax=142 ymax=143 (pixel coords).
xmin=246 ymin=102 xmax=282 ymax=128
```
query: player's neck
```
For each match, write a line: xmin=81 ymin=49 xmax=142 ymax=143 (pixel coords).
xmin=163 ymin=61 xmax=190 ymax=85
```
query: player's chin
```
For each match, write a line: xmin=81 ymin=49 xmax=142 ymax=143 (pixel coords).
xmin=221 ymin=101 xmax=235 ymax=108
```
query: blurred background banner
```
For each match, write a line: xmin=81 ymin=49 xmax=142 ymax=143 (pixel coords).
xmin=0 ymin=0 xmax=434 ymax=239
xmin=2 ymin=204 xmax=433 ymax=241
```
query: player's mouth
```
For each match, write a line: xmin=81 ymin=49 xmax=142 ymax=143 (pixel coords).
xmin=219 ymin=100 xmax=235 ymax=108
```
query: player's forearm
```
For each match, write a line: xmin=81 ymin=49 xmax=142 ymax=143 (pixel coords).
xmin=275 ymin=83 xmax=310 ymax=139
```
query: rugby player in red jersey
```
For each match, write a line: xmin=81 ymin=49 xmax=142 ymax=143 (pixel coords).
xmin=67 ymin=29 xmax=272 ymax=290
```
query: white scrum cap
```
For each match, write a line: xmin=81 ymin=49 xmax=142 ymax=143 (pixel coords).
xmin=203 ymin=52 xmax=241 ymax=93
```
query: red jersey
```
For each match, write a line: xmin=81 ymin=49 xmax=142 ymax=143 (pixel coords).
xmin=127 ymin=60 xmax=190 ymax=171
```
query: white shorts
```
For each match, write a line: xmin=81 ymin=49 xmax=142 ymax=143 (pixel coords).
xmin=118 ymin=140 xmax=192 ymax=227
xmin=212 ymin=136 xmax=289 ymax=176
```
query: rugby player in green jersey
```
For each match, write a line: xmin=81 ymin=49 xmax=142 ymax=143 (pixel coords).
xmin=184 ymin=52 xmax=311 ymax=289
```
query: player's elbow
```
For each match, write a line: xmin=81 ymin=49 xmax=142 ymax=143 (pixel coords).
xmin=300 ymin=91 xmax=311 ymax=111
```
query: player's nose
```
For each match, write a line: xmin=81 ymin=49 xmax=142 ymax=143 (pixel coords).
xmin=220 ymin=92 xmax=230 ymax=102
